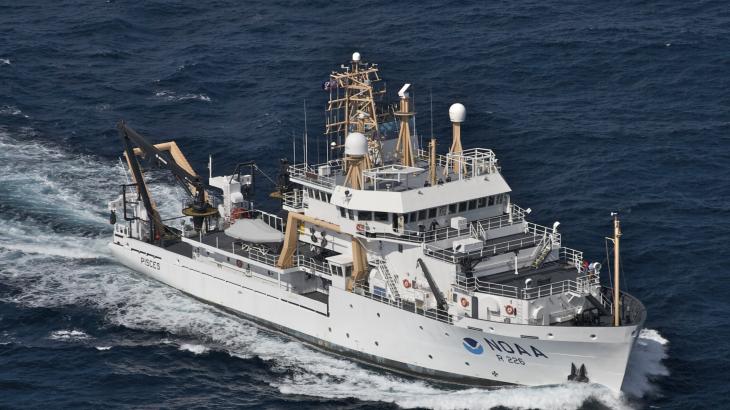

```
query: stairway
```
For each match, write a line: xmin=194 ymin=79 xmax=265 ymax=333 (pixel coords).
xmin=469 ymin=221 xmax=487 ymax=241
xmin=375 ymin=259 xmax=401 ymax=301
xmin=531 ymin=233 xmax=554 ymax=268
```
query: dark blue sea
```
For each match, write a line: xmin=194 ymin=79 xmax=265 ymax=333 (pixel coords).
xmin=1 ymin=1 xmax=728 ymax=408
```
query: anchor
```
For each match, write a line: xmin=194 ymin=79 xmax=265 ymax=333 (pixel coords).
xmin=568 ymin=363 xmax=589 ymax=383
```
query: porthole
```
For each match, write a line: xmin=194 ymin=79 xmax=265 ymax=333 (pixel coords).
xmin=590 ymin=334 xmax=597 ymax=340
xmin=419 ymin=325 xmax=424 ymax=330
xmin=489 ymin=327 xmax=495 ymax=332
xmin=465 ymin=362 xmax=470 ymax=366
xmin=428 ymin=354 xmax=433 ymax=359
xmin=374 ymin=341 xmax=379 ymax=346
xmin=547 ymin=333 xmax=554 ymax=338
xmin=445 ymin=332 xmax=449 ymax=336
xmin=346 ymin=333 xmax=350 ymax=338
xmin=349 ymin=304 xmax=353 ymax=308
xmin=328 ymin=327 xmax=332 ymax=332
xmin=377 ymin=313 xmax=381 ymax=318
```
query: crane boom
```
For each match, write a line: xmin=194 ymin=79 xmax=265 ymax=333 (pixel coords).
xmin=117 ymin=121 xmax=220 ymax=239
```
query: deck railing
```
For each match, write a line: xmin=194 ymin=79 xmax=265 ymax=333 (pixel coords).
xmin=363 ymin=205 xmax=527 ymax=244
xmin=454 ymin=257 xmax=595 ymax=301
xmin=415 ymin=147 xmax=498 ymax=180
xmin=282 ymin=189 xmax=306 ymax=210
xmin=288 ymin=161 xmax=343 ymax=189
xmin=521 ymin=274 xmax=600 ymax=299
xmin=423 ymin=221 xmax=561 ymax=263
xmin=559 ymin=246 xmax=584 ymax=269
xmin=353 ymin=284 xmax=452 ymax=324
xmin=454 ymin=276 xmax=520 ymax=299
xmin=226 ymin=209 xmax=285 ymax=232
xmin=295 ymin=254 xmax=332 ymax=276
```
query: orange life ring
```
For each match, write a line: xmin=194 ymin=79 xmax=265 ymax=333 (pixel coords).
xmin=505 ymin=305 xmax=516 ymax=315
xmin=402 ymin=279 xmax=411 ymax=289
xmin=460 ymin=297 xmax=470 ymax=308
xmin=236 ymin=259 xmax=243 ymax=268
xmin=356 ymin=223 xmax=365 ymax=232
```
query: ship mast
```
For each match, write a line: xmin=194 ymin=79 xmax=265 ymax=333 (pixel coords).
xmin=395 ymin=84 xmax=415 ymax=167
xmin=325 ymin=52 xmax=386 ymax=160
xmin=612 ymin=212 xmax=622 ymax=326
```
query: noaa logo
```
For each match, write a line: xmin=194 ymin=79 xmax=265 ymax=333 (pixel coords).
xmin=462 ymin=337 xmax=484 ymax=355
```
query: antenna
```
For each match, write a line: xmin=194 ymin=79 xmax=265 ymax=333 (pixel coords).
xmin=611 ymin=212 xmax=622 ymax=327
xmin=303 ymin=99 xmax=308 ymax=165
xmin=412 ymin=91 xmax=419 ymax=149
xmin=292 ymin=130 xmax=296 ymax=165
xmin=429 ymin=87 xmax=434 ymax=139
xmin=208 ymin=154 xmax=212 ymax=179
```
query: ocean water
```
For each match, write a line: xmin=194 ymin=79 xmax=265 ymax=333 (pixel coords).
xmin=1 ymin=1 xmax=728 ymax=408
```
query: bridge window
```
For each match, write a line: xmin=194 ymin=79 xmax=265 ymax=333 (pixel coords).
xmin=477 ymin=197 xmax=487 ymax=207
xmin=428 ymin=208 xmax=437 ymax=218
xmin=488 ymin=196 xmax=495 ymax=206
xmin=468 ymin=199 xmax=477 ymax=210
xmin=358 ymin=211 xmax=373 ymax=221
xmin=339 ymin=207 xmax=346 ymax=218
xmin=347 ymin=209 xmax=355 ymax=220
xmin=449 ymin=203 xmax=457 ymax=214
xmin=458 ymin=201 xmax=468 ymax=212
xmin=418 ymin=209 xmax=427 ymax=220
xmin=374 ymin=212 xmax=389 ymax=222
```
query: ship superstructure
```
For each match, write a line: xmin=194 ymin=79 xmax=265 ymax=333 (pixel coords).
xmin=108 ymin=53 xmax=645 ymax=393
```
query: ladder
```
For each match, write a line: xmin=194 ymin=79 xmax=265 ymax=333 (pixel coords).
xmin=375 ymin=259 xmax=401 ymax=301
xmin=531 ymin=233 xmax=554 ymax=268
xmin=469 ymin=221 xmax=487 ymax=241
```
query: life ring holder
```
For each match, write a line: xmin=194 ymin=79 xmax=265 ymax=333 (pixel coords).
xmin=505 ymin=304 xmax=516 ymax=316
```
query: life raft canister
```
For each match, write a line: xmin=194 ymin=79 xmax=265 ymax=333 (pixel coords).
xmin=402 ymin=279 xmax=411 ymax=289
xmin=505 ymin=304 xmax=516 ymax=315
xmin=460 ymin=297 xmax=470 ymax=308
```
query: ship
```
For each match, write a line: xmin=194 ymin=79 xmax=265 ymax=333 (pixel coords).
xmin=108 ymin=52 xmax=646 ymax=393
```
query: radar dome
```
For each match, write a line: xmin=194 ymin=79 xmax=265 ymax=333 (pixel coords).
xmin=352 ymin=52 xmax=361 ymax=62
xmin=344 ymin=132 xmax=368 ymax=156
xmin=449 ymin=103 xmax=466 ymax=123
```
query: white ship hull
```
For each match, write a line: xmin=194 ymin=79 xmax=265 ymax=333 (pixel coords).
xmin=110 ymin=236 xmax=643 ymax=393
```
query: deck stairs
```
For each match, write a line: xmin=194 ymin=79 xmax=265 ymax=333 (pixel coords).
xmin=375 ymin=259 xmax=401 ymax=301
xmin=531 ymin=233 xmax=555 ymax=268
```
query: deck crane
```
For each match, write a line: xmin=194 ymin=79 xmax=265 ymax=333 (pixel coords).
xmin=117 ymin=121 xmax=220 ymax=243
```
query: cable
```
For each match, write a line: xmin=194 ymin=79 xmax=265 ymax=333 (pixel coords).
xmin=253 ymin=164 xmax=277 ymax=186
xmin=605 ymin=238 xmax=613 ymax=290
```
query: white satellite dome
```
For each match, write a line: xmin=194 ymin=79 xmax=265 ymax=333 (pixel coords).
xmin=344 ymin=132 xmax=368 ymax=156
xmin=352 ymin=52 xmax=361 ymax=62
xmin=449 ymin=103 xmax=466 ymax=123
